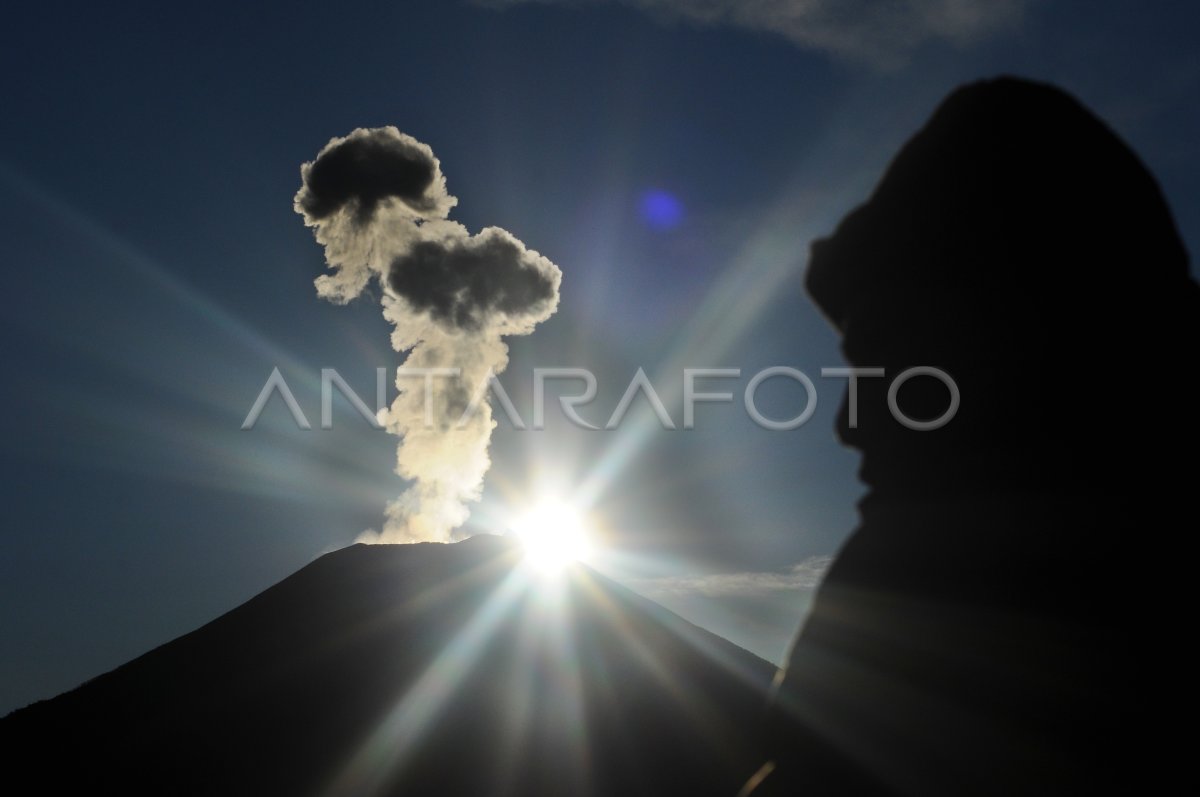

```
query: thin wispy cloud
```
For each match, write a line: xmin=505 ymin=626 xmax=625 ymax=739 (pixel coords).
xmin=482 ymin=0 xmax=1029 ymax=65
xmin=634 ymin=555 xmax=832 ymax=598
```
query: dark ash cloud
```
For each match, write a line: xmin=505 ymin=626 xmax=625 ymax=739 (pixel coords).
xmin=295 ymin=127 xmax=562 ymax=543
xmin=389 ymin=228 xmax=560 ymax=333
xmin=297 ymin=127 xmax=455 ymax=225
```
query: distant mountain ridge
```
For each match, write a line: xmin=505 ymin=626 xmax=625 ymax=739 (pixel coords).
xmin=1 ymin=536 xmax=774 ymax=796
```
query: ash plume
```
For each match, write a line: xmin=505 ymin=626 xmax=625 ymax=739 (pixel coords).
xmin=295 ymin=127 xmax=561 ymax=543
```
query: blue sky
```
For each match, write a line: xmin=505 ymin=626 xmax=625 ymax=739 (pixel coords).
xmin=1 ymin=0 xmax=1197 ymax=714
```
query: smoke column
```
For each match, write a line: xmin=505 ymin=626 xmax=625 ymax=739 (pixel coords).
xmin=295 ymin=127 xmax=561 ymax=542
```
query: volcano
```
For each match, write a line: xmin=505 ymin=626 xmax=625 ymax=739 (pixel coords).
xmin=1 ymin=535 xmax=775 ymax=796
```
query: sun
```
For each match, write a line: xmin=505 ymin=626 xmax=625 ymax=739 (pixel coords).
xmin=511 ymin=500 xmax=591 ymax=574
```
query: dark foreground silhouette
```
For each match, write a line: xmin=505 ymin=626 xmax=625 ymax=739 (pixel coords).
xmin=749 ymin=77 xmax=1198 ymax=794
xmin=2 ymin=536 xmax=773 ymax=796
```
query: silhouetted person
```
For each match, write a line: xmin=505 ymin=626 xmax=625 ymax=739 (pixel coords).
xmin=745 ymin=77 xmax=1198 ymax=795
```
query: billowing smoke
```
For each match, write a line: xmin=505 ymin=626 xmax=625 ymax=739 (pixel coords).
xmin=295 ymin=127 xmax=561 ymax=543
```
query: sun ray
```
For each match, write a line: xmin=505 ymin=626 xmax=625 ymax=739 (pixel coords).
xmin=323 ymin=565 xmax=528 ymax=796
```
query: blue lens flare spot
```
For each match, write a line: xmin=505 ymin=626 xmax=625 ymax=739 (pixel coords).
xmin=638 ymin=190 xmax=684 ymax=230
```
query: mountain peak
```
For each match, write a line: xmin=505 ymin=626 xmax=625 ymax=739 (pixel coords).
xmin=2 ymin=537 xmax=773 ymax=796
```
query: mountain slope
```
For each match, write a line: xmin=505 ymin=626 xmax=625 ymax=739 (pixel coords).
xmin=1 ymin=536 xmax=774 ymax=796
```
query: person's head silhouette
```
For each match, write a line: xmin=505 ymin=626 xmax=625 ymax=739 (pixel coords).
xmin=747 ymin=76 xmax=1196 ymax=796
xmin=807 ymin=76 xmax=1196 ymax=508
